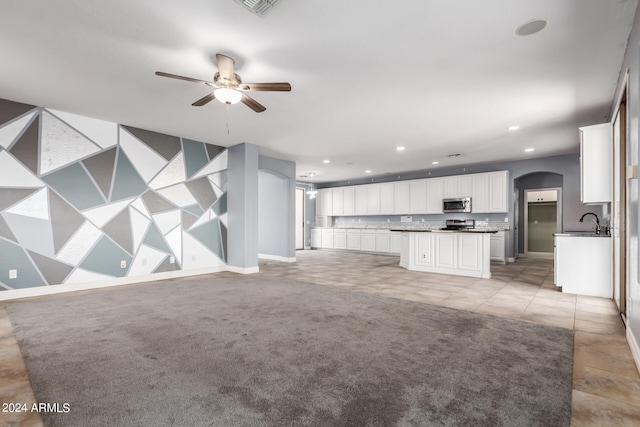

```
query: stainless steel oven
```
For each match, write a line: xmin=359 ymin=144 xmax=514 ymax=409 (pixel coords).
xmin=443 ymin=197 xmax=471 ymax=213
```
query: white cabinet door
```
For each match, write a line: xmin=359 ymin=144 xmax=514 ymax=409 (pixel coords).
xmin=472 ymin=174 xmax=489 ymax=213
xmin=490 ymin=231 xmax=506 ymax=263
xmin=426 ymin=178 xmax=444 ymax=214
xmin=321 ymin=229 xmax=334 ymax=248
xmin=311 ymin=229 xmax=322 ymax=248
xmin=321 ymin=189 xmax=333 ymax=216
xmin=409 ymin=179 xmax=427 ymax=214
xmin=580 ymin=123 xmax=612 ymax=203
xmin=488 ymin=171 xmax=508 ymax=213
xmin=458 ymin=233 xmax=482 ymax=272
xmin=355 ymin=186 xmax=368 ymax=215
xmin=360 ymin=232 xmax=376 ymax=251
xmin=380 ymin=183 xmax=395 ymax=214
xmin=435 ymin=233 xmax=457 ymax=268
xmin=443 ymin=176 xmax=458 ymax=198
xmin=415 ymin=233 xmax=434 ymax=266
xmin=346 ymin=230 xmax=361 ymax=250
xmin=343 ymin=186 xmax=355 ymax=215
xmin=332 ymin=188 xmax=344 ymax=216
xmin=458 ymin=175 xmax=472 ymax=197
xmin=394 ymin=181 xmax=410 ymax=214
xmin=315 ymin=191 xmax=324 ymax=217
xmin=390 ymin=232 xmax=402 ymax=254
xmin=376 ymin=233 xmax=390 ymax=253
xmin=367 ymin=184 xmax=381 ymax=215
xmin=333 ymin=230 xmax=347 ymax=249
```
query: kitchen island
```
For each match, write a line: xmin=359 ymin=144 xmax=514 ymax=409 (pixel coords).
xmin=396 ymin=229 xmax=496 ymax=279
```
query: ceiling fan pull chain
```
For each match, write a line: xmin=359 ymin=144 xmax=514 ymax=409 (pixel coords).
xmin=226 ymin=104 xmax=231 ymax=136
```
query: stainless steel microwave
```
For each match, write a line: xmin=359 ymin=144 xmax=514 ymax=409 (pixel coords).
xmin=443 ymin=197 xmax=471 ymax=213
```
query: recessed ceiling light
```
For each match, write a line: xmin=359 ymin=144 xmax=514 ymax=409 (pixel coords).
xmin=508 ymin=125 xmax=520 ymax=131
xmin=516 ymin=19 xmax=548 ymax=36
xmin=396 ymin=146 xmax=405 ymax=151
xmin=525 ymin=148 xmax=535 ymax=152
xmin=322 ymin=159 xmax=330 ymax=164
xmin=365 ymin=170 xmax=372 ymax=174
xmin=432 ymin=161 xmax=439 ymax=165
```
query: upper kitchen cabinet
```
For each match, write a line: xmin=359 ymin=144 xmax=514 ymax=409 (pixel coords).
xmin=367 ymin=183 xmax=381 ymax=215
xmin=409 ymin=179 xmax=427 ymax=214
xmin=426 ymin=178 xmax=444 ymax=214
xmin=321 ymin=188 xmax=333 ymax=216
xmin=354 ymin=185 xmax=368 ymax=215
xmin=580 ymin=123 xmax=612 ymax=204
xmin=394 ymin=181 xmax=411 ymax=214
xmin=380 ymin=182 xmax=395 ymax=214
xmin=443 ymin=175 xmax=472 ymax=199
xmin=488 ymin=171 xmax=509 ymax=212
xmin=527 ymin=190 xmax=557 ymax=203
xmin=471 ymin=174 xmax=489 ymax=212
xmin=472 ymin=171 xmax=509 ymax=213
xmin=343 ymin=186 xmax=355 ymax=215
xmin=332 ymin=187 xmax=344 ymax=216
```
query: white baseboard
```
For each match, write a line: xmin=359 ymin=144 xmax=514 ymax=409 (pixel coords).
xmin=507 ymin=257 xmax=516 ymax=263
xmin=226 ymin=265 xmax=260 ymax=274
xmin=0 ymin=266 xmax=226 ymax=302
xmin=258 ymin=254 xmax=296 ymax=263
xmin=627 ymin=327 xmax=640 ymax=376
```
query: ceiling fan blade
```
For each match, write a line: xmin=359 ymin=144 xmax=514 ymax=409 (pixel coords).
xmin=192 ymin=92 xmax=216 ymax=107
xmin=155 ymin=71 xmax=212 ymax=85
xmin=241 ymin=94 xmax=266 ymax=113
xmin=216 ymin=54 xmax=235 ymax=80
xmin=240 ymin=82 xmax=292 ymax=92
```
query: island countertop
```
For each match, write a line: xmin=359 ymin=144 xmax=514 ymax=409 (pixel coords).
xmin=391 ymin=229 xmax=499 ymax=234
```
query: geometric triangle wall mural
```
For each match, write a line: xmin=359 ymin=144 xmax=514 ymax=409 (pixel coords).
xmin=0 ymin=98 xmax=228 ymax=290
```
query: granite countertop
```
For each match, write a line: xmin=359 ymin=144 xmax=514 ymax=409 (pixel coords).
xmin=553 ymin=232 xmax=611 ymax=238
xmin=391 ymin=229 xmax=500 ymax=234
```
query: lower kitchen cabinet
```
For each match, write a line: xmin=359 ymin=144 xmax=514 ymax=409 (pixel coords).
xmin=490 ymin=231 xmax=506 ymax=263
xmin=375 ymin=230 xmax=390 ymax=253
xmin=390 ymin=232 xmax=402 ymax=254
xmin=360 ymin=231 xmax=377 ymax=252
xmin=346 ymin=229 xmax=361 ymax=250
xmin=333 ymin=229 xmax=347 ymax=249
xmin=554 ymin=234 xmax=612 ymax=298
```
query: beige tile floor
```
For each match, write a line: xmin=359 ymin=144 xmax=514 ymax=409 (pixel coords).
xmin=1 ymin=249 xmax=639 ymax=426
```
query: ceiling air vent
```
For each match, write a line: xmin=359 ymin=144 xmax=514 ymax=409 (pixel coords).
xmin=234 ymin=0 xmax=284 ymax=17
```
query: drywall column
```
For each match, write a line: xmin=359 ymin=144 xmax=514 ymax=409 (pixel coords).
xmin=258 ymin=155 xmax=297 ymax=260
xmin=227 ymin=143 xmax=259 ymax=273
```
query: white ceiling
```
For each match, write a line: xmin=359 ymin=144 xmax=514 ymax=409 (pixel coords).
xmin=0 ymin=0 xmax=636 ymax=183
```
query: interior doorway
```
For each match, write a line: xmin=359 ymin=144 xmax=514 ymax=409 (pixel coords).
xmin=295 ymin=187 xmax=305 ymax=250
xmin=524 ymin=188 xmax=562 ymax=259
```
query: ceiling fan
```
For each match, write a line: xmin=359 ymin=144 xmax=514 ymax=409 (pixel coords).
xmin=156 ymin=54 xmax=291 ymax=113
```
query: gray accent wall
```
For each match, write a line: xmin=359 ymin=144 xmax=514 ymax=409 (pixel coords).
xmin=0 ymin=98 xmax=228 ymax=289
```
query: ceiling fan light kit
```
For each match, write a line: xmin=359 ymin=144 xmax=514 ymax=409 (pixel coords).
xmin=214 ymin=88 xmax=243 ymax=104
xmin=156 ymin=53 xmax=291 ymax=112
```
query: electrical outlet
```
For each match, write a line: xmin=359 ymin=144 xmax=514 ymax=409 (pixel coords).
xmin=9 ymin=269 xmax=17 ymax=279
xmin=120 ymin=260 xmax=127 ymax=269
xmin=504 ymin=217 xmax=509 ymax=222
xmin=169 ymin=256 xmax=175 ymax=264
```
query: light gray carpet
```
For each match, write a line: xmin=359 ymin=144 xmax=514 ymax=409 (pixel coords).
xmin=8 ymin=276 xmax=573 ymax=426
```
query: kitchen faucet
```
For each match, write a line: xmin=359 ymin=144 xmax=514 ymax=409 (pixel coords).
xmin=579 ymin=212 xmax=601 ymax=235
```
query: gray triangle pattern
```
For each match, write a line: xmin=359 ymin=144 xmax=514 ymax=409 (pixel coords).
xmin=27 ymin=250 xmax=73 ymax=285
xmin=0 ymin=215 xmax=17 ymax=243
xmin=0 ymin=188 xmax=38 ymax=211
xmin=83 ymin=147 xmax=117 ymax=199
xmin=9 ymin=115 xmax=39 ymax=173
xmin=102 ymin=208 xmax=133 ymax=255
xmin=49 ymin=190 xmax=86 ymax=254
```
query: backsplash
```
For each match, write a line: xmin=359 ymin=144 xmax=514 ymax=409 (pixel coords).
xmin=326 ymin=219 xmax=510 ymax=231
